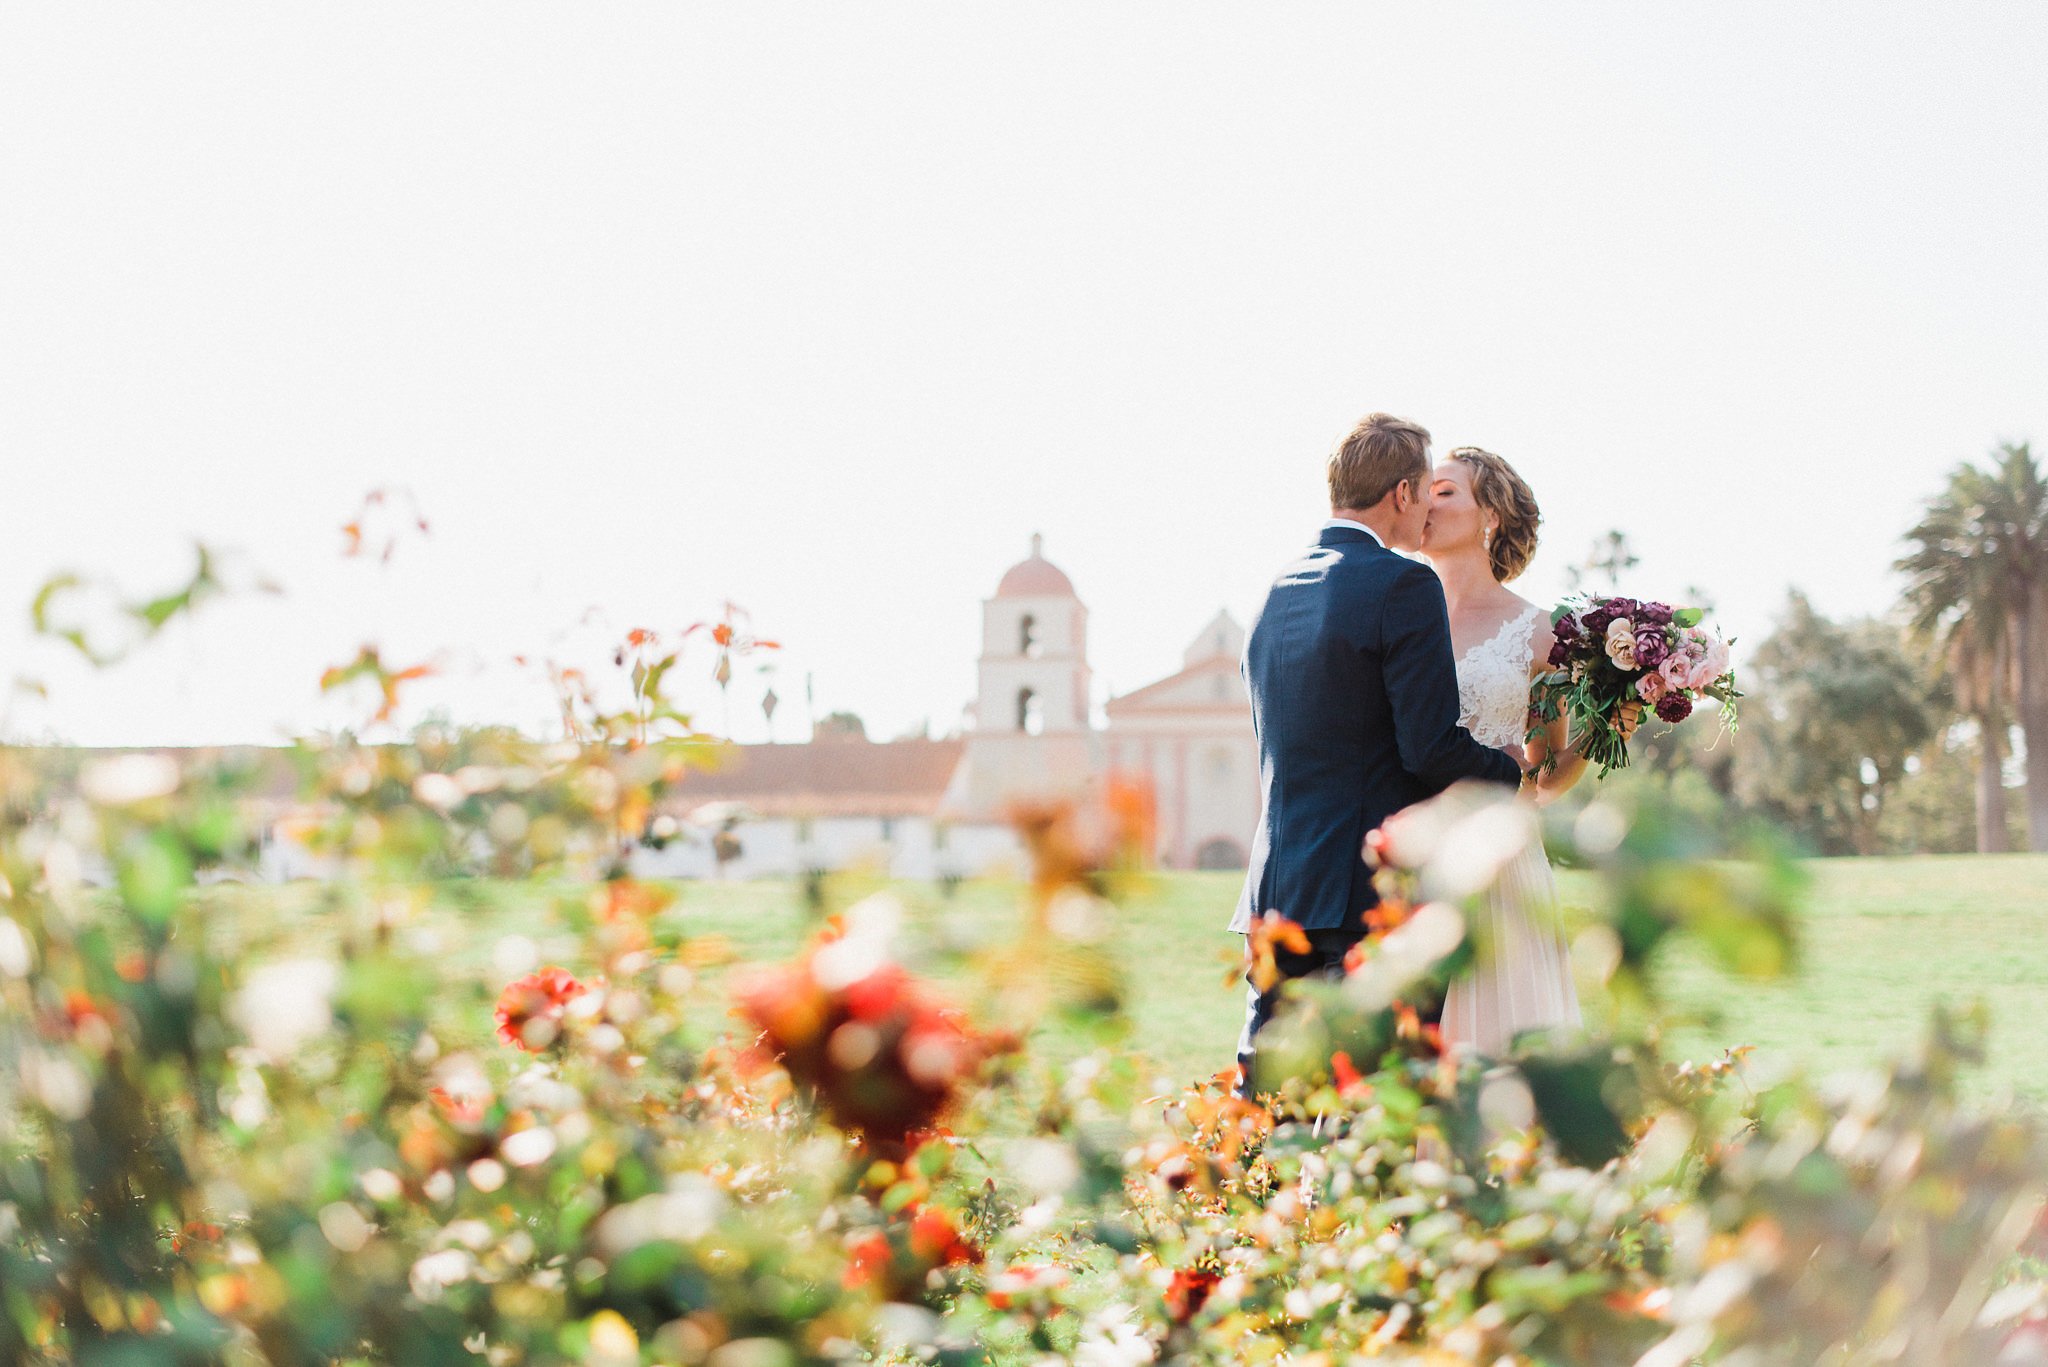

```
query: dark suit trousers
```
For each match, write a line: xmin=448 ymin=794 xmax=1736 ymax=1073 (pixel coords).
xmin=1234 ymin=926 xmax=1361 ymax=1099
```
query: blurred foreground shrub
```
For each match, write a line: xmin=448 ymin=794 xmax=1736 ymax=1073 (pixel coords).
xmin=4 ymin=570 xmax=2047 ymax=1365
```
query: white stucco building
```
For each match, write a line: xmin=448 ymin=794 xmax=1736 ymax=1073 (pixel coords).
xmin=648 ymin=536 xmax=1259 ymax=879
xmin=1102 ymin=610 xmax=1260 ymax=870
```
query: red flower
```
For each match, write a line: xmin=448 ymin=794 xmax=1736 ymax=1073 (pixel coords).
xmin=908 ymin=1205 xmax=980 ymax=1267
xmin=734 ymin=935 xmax=1006 ymax=1157
xmin=985 ymin=1262 xmax=1069 ymax=1310
xmin=1146 ymin=1140 xmax=1197 ymax=1192
xmin=494 ymin=967 xmax=588 ymax=1051
xmin=1165 ymin=1265 xmax=1221 ymax=1322
xmin=168 ymin=1221 xmax=223 ymax=1254
xmin=841 ymin=963 xmax=915 ymax=1022
xmin=842 ymin=1233 xmax=893 ymax=1291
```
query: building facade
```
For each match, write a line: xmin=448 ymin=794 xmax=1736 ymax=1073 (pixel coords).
xmin=1102 ymin=611 xmax=1259 ymax=870
xmin=650 ymin=537 xmax=1259 ymax=879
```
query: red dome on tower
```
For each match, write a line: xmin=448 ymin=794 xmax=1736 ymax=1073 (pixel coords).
xmin=995 ymin=534 xmax=1076 ymax=599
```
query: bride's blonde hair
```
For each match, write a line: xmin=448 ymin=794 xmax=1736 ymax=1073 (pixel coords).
xmin=1447 ymin=447 xmax=1541 ymax=583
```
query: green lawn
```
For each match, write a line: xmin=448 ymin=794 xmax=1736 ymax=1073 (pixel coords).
xmin=1643 ymin=854 xmax=2048 ymax=1103
xmin=647 ymin=856 xmax=2048 ymax=1104
xmin=233 ymin=854 xmax=2048 ymax=1103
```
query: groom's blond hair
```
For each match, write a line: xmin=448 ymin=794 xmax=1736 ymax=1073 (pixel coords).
xmin=1329 ymin=413 xmax=1431 ymax=511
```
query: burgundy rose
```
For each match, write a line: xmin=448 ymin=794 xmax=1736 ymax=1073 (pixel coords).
xmin=1637 ymin=602 xmax=1675 ymax=626
xmin=1554 ymin=613 xmax=1583 ymax=643
xmin=1655 ymin=692 xmax=1694 ymax=724
xmin=1633 ymin=627 xmax=1670 ymax=670
xmin=1582 ymin=607 xmax=1616 ymax=635
xmin=1547 ymin=638 xmax=1574 ymax=668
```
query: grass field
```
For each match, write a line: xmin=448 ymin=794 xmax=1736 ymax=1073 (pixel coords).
xmin=627 ymin=854 xmax=2048 ymax=1104
xmin=626 ymin=860 xmax=2048 ymax=1106
xmin=248 ymin=853 xmax=2048 ymax=1104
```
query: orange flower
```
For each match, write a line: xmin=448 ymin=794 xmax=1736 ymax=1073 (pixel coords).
xmin=593 ymin=878 xmax=673 ymax=924
xmin=1365 ymin=896 xmax=1415 ymax=937
xmin=1101 ymin=775 xmax=1158 ymax=866
xmin=1246 ymin=912 xmax=1311 ymax=992
xmin=1391 ymin=1003 xmax=1445 ymax=1057
xmin=398 ymin=1110 xmax=465 ymax=1172
xmin=494 ymin=967 xmax=588 ymax=1051
xmin=1605 ymin=1285 xmax=1673 ymax=1319
xmin=1330 ymin=1050 xmax=1371 ymax=1099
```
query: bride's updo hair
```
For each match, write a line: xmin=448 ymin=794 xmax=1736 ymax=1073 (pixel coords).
xmin=1448 ymin=447 xmax=1540 ymax=583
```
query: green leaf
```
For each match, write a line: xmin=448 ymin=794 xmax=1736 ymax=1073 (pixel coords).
xmin=1518 ymin=1051 xmax=1633 ymax=1169
xmin=117 ymin=831 xmax=194 ymax=923
xmin=1672 ymin=607 xmax=1704 ymax=627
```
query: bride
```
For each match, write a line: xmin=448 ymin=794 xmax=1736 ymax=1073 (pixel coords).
xmin=1420 ymin=447 xmax=1631 ymax=1055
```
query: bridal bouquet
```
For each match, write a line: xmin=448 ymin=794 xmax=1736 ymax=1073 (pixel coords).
xmin=1532 ymin=595 xmax=1739 ymax=777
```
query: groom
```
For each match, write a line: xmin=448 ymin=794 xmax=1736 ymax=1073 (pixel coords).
xmin=1233 ymin=412 xmax=1525 ymax=1094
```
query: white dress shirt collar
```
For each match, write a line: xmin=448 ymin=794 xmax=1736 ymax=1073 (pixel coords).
xmin=1323 ymin=517 xmax=1384 ymax=548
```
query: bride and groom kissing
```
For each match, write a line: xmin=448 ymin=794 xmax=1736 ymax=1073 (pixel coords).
xmin=1232 ymin=411 xmax=1629 ymax=1095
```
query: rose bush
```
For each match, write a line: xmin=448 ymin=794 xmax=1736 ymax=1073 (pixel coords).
xmin=2 ymin=553 xmax=2045 ymax=1366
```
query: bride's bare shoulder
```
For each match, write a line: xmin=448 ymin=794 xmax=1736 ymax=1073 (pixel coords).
xmin=1511 ymin=593 xmax=1555 ymax=674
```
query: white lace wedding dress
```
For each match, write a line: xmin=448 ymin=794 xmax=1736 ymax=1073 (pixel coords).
xmin=1439 ymin=605 xmax=1584 ymax=1055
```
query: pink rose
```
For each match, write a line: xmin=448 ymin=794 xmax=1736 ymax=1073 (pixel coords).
xmin=1692 ymin=637 xmax=1731 ymax=688
xmin=1604 ymin=618 xmax=1638 ymax=670
xmin=1659 ymin=654 xmax=1691 ymax=692
xmin=1636 ymin=669 xmax=1669 ymax=705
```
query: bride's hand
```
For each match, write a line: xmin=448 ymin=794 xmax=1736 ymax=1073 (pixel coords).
xmin=1615 ymin=700 xmax=1645 ymax=742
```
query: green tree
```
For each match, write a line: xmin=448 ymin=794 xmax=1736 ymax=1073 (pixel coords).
xmin=815 ymin=710 xmax=867 ymax=741
xmin=1878 ymin=720 xmax=2029 ymax=854
xmin=1733 ymin=592 xmax=1939 ymax=855
xmin=1566 ymin=528 xmax=1641 ymax=593
xmin=1895 ymin=443 xmax=2048 ymax=850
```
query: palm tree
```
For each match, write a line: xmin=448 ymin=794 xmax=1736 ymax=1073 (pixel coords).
xmin=1897 ymin=444 xmax=2048 ymax=850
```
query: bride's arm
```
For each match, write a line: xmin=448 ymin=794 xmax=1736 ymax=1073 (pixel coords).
xmin=1525 ymin=691 xmax=1587 ymax=805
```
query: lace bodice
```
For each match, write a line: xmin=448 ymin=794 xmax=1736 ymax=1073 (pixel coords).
xmin=1456 ymin=605 xmax=1543 ymax=749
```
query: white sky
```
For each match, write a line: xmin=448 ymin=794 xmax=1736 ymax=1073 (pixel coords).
xmin=4 ymin=6 xmax=2045 ymax=747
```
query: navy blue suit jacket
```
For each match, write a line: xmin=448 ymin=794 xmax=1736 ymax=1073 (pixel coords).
xmin=1232 ymin=526 xmax=1522 ymax=935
